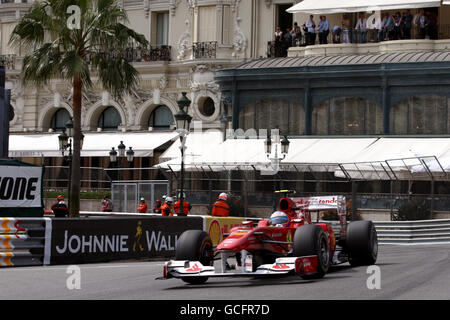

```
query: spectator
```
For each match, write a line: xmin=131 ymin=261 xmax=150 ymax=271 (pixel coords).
xmin=211 ymin=193 xmax=230 ymax=217
xmin=281 ymin=27 xmax=292 ymax=56
xmin=378 ymin=12 xmax=387 ymax=41
xmin=161 ymin=196 xmax=175 ymax=217
xmin=428 ymin=11 xmax=438 ymax=40
xmin=51 ymin=195 xmax=69 ymax=218
xmin=355 ymin=12 xmax=367 ymax=43
xmin=392 ymin=12 xmax=402 ymax=40
xmin=274 ymin=26 xmax=283 ymax=57
xmin=292 ymin=22 xmax=302 ymax=46
xmin=332 ymin=25 xmax=341 ymax=43
xmin=137 ymin=197 xmax=148 ymax=213
xmin=342 ymin=15 xmax=351 ymax=43
xmin=402 ymin=10 xmax=413 ymax=39
xmin=318 ymin=16 xmax=330 ymax=44
xmin=102 ymin=195 xmax=113 ymax=212
xmin=305 ymin=15 xmax=316 ymax=45
xmin=416 ymin=9 xmax=429 ymax=39
xmin=153 ymin=199 xmax=162 ymax=213
xmin=385 ymin=13 xmax=394 ymax=40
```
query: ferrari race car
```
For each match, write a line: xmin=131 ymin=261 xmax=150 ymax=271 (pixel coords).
xmin=158 ymin=192 xmax=378 ymax=284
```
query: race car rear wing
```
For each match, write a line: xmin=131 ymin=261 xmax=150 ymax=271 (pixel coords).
xmin=290 ymin=195 xmax=347 ymax=237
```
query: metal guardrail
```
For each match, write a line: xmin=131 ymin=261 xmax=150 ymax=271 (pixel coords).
xmin=0 ymin=218 xmax=50 ymax=267
xmin=321 ymin=219 xmax=450 ymax=245
xmin=374 ymin=219 xmax=450 ymax=245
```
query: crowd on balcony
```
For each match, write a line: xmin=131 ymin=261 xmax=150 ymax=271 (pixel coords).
xmin=270 ymin=9 xmax=441 ymax=58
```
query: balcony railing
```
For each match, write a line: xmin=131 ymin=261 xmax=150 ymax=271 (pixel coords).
xmin=268 ymin=23 xmax=450 ymax=58
xmin=0 ymin=54 xmax=16 ymax=70
xmin=85 ymin=45 xmax=171 ymax=63
xmin=193 ymin=41 xmax=217 ymax=59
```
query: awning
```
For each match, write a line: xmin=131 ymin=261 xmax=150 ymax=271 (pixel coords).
xmin=159 ymin=130 xmax=224 ymax=161
xmin=8 ymin=131 xmax=179 ymax=158
xmin=287 ymin=0 xmax=441 ymax=14
xmin=156 ymin=137 xmax=450 ymax=181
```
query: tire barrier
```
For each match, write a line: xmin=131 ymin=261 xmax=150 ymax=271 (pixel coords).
xmin=0 ymin=218 xmax=51 ymax=267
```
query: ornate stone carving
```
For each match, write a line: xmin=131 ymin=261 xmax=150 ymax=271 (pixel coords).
xmin=232 ymin=17 xmax=247 ymax=57
xmin=177 ymin=19 xmax=192 ymax=60
xmin=159 ymin=75 xmax=168 ymax=90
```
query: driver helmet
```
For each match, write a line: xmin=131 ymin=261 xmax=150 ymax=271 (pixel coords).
xmin=57 ymin=195 xmax=64 ymax=201
xmin=218 ymin=193 xmax=228 ymax=201
xmin=269 ymin=211 xmax=290 ymax=227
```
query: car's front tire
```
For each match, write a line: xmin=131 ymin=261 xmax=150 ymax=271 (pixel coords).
xmin=292 ymin=224 xmax=330 ymax=279
xmin=175 ymin=230 xmax=213 ymax=284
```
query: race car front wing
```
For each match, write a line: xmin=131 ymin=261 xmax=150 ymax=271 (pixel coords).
xmin=157 ymin=255 xmax=319 ymax=280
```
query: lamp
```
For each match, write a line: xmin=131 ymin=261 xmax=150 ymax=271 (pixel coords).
xmin=109 ymin=147 xmax=118 ymax=163
xmin=58 ymin=130 xmax=68 ymax=151
xmin=118 ymin=141 xmax=126 ymax=157
xmin=65 ymin=118 xmax=74 ymax=137
xmin=281 ymin=135 xmax=290 ymax=155
xmin=174 ymin=92 xmax=192 ymax=133
xmin=126 ymin=147 xmax=135 ymax=163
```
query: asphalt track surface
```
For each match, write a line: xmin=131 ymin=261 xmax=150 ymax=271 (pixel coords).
xmin=1 ymin=244 xmax=449 ymax=300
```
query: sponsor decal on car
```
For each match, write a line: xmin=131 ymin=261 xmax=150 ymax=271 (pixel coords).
xmin=186 ymin=264 xmax=202 ymax=272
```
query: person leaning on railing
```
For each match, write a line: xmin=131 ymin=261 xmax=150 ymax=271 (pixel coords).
xmin=355 ymin=13 xmax=367 ymax=44
xmin=318 ymin=16 xmax=330 ymax=44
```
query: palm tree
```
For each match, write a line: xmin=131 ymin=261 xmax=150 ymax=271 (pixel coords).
xmin=10 ymin=0 xmax=148 ymax=217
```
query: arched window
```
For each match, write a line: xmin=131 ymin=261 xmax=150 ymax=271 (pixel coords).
xmin=148 ymin=105 xmax=174 ymax=130
xmin=239 ymin=99 xmax=305 ymax=135
xmin=98 ymin=106 xmax=122 ymax=131
xmin=50 ymin=108 xmax=71 ymax=132
xmin=390 ymin=95 xmax=448 ymax=135
xmin=312 ymin=97 xmax=382 ymax=135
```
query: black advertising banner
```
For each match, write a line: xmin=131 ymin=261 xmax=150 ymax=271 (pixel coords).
xmin=49 ymin=217 xmax=203 ymax=265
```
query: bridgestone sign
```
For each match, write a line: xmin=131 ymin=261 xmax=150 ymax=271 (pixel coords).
xmin=0 ymin=166 xmax=42 ymax=208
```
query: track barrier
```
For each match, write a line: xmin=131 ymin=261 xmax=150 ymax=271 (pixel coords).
xmin=2 ymin=213 xmax=449 ymax=267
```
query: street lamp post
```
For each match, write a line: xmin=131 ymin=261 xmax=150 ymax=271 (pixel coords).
xmin=264 ymin=130 xmax=290 ymax=172
xmin=109 ymin=141 xmax=134 ymax=181
xmin=174 ymin=92 xmax=192 ymax=216
xmin=109 ymin=141 xmax=134 ymax=211
xmin=58 ymin=118 xmax=84 ymax=210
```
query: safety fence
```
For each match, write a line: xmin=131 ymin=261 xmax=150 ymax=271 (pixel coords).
xmin=0 ymin=218 xmax=50 ymax=267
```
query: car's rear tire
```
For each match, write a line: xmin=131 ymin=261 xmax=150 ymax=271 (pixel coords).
xmin=292 ymin=224 xmax=330 ymax=279
xmin=175 ymin=230 xmax=213 ymax=284
xmin=346 ymin=220 xmax=378 ymax=267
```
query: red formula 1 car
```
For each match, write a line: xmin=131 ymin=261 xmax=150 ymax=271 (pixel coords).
xmin=159 ymin=192 xmax=378 ymax=284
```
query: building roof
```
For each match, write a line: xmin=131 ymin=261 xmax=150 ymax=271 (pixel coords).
xmin=236 ymin=51 xmax=450 ymax=70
